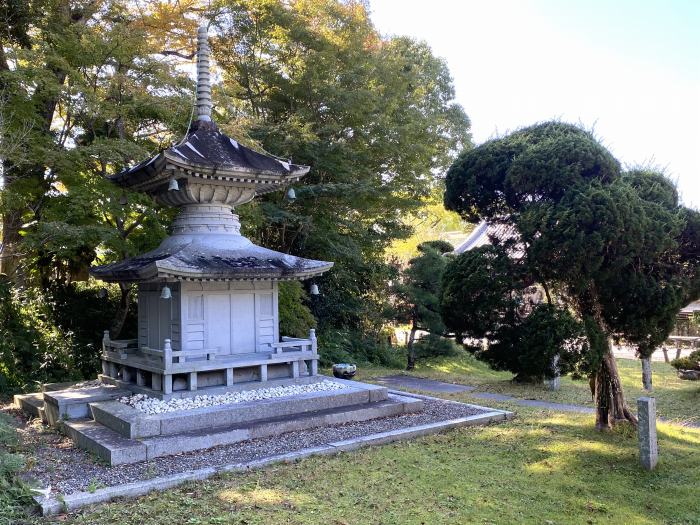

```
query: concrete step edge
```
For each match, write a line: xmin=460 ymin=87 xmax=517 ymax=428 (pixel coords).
xmin=13 ymin=393 xmax=45 ymax=418
xmin=91 ymin=387 xmax=382 ymax=439
xmin=63 ymin=419 xmax=147 ymax=466
xmin=141 ymin=395 xmax=420 ymax=460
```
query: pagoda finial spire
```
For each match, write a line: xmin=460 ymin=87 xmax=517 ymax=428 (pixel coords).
xmin=196 ymin=25 xmax=212 ymax=122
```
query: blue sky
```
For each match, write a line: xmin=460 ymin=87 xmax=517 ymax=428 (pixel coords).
xmin=371 ymin=0 xmax=700 ymax=206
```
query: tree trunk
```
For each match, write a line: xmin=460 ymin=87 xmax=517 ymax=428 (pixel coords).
xmin=406 ymin=318 xmax=418 ymax=371
xmin=594 ymin=350 xmax=638 ymax=430
xmin=0 ymin=206 xmax=23 ymax=279
xmin=661 ymin=347 xmax=670 ymax=363
xmin=641 ymin=356 xmax=653 ymax=391
xmin=109 ymin=283 xmax=132 ymax=339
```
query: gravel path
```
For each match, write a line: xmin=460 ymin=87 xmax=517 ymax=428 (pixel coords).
xmin=6 ymin=397 xmax=487 ymax=497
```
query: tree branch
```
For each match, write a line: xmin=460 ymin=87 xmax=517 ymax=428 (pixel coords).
xmin=158 ymin=50 xmax=196 ymax=60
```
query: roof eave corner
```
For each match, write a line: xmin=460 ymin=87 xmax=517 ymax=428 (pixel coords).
xmin=291 ymin=166 xmax=311 ymax=178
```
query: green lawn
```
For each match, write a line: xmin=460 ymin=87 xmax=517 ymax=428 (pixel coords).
xmin=357 ymin=354 xmax=700 ymax=425
xmin=9 ymin=354 xmax=698 ymax=524
xmin=45 ymin=405 xmax=700 ymax=525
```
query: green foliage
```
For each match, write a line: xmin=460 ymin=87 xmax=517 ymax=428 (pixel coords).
xmin=0 ymin=277 xmax=133 ymax=393
xmin=394 ymin=241 xmax=453 ymax=335
xmin=47 ymin=282 xmax=138 ymax=378
xmin=413 ymin=334 xmax=462 ymax=359
xmin=440 ymin=245 xmax=520 ymax=339
xmin=0 ymin=277 xmax=76 ymax=392
xmin=482 ymin=304 xmax=588 ymax=381
xmin=0 ymin=413 xmax=34 ymax=524
xmin=417 ymin=240 xmax=454 ymax=255
xmin=213 ymin=0 xmax=471 ymax=333
xmin=387 ymin=185 xmax=472 ymax=264
xmin=278 ymin=281 xmax=316 ymax=338
xmin=671 ymin=350 xmax=700 ymax=371
xmin=1 ymin=1 xmax=191 ymax=282
xmin=0 ymin=0 xmax=470 ymax=378
xmin=318 ymin=329 xmax=404 ymax=369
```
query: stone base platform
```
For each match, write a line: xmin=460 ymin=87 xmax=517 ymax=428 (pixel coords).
xmin=15 ymin=376 xmax=424 ymax=465
xmin=64 ymin=392 xmax=421 ymax=465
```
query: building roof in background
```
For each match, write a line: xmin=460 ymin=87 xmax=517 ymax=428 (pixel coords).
xmin=678 ymin=301 xmax=700 ymax=319
xmin=453 ymin=221 xmax=523 ymax=257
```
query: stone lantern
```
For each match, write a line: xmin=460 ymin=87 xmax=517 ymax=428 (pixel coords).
xmin=91 ymin=27 xmax=333 ymax=399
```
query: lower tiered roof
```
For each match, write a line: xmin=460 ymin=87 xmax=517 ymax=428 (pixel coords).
xmin=91 ymin=236 xmax=332 ymax=282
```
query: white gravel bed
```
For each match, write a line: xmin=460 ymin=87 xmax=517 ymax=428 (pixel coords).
xmin=15 ymin=397 xmax=489 ymax=496
xmin=119 ymin=380 xmax=346 ymax=414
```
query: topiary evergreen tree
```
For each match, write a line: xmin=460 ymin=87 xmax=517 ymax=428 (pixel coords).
xmin=443 ymin=121 xmax=700 ymax=430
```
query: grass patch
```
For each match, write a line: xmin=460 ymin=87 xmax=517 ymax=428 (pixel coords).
xmin=0 ymin=411 xmax=36 ymax=525
xmin=48 ymin=406 xmax=700 ymax=525
xmin=358 ymin=353 xmax=700 ymax=424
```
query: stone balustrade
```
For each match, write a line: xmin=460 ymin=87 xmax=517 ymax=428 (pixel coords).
xmin=100 ymin=329 xmax=319 ymax=399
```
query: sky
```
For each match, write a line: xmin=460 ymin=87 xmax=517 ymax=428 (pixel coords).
xmin=370 ymin=0 xmax=700 ymax=206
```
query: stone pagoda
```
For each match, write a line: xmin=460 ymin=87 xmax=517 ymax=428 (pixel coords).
xmin=14 ymin=28 xmax=424 ymax=467
xmin=91 ymin=26 xmax=333 ymax=399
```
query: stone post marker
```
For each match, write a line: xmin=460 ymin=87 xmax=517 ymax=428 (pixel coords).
xmin=545 ymin=354 xmax=561 ymax=391
xmin=637 ymin=397 xmax=658 ymax=470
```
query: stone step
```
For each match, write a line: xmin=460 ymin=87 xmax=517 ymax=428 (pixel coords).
xmin=63 ymin=419 xmax=147 ymax=465
xmin=142 ymin=393 xmax=422 ymax=460
xmin=43 ymin=385 xmax=129 ymax=426
xmin=38 ymin=405 xmax=48 ymax=424
xmin=91 ymin=379 xmax=388 ymax=439
xmin=13 ymin=393 xmax=44 ymax=418
xmin=65 ymin=393 xmax=422 ymax=465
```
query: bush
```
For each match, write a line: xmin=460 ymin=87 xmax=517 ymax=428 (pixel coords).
xmin=48 ymin=282 xmax=137 ymax=378
xmin=0 ymin=278 xmax=76 ymax=392
xmin=671 ymin=350 xmax=700 ymax=371
xmin=0 ymin=413 xmax=35 ymax=524
xmin=413 ymin=334 xmax=462 ymax=359
xmin=0 ymin=278 xmax=134 ymax=393
xmin=481 ymin=304 xmax=588 ymax=382
xmin=278 ymin=282 xmax=316 ymax=338
xmin=318 ymin=329 xmax=405 ymax=368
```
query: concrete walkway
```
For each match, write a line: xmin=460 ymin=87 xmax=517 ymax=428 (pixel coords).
xmin=376 ymin=375 xmax=700 ymax=427
xmin=375 ymin=375 xmax=594 ymax=414
xmin=374 ymin=375 xmax=475 ymax=394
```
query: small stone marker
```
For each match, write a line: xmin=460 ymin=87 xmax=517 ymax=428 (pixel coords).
xmin=545 ymin=355 xmax=561 ymax=391
xmin=545 ymin=375 xmax=561 ymax=391
xmin=637 ymin=397 xmax=658 ymax=470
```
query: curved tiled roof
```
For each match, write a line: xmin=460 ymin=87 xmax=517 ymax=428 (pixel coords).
xmin=91 ymin=238 xmax=332 ymax=283
xmin=111 ymin=127 xmax=309 ymax=191
xmin=454 ymin=221 xmax=523 ymax=258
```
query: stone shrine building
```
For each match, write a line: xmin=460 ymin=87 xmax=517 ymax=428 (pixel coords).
xmin=91 ymin=27 xmax=333 ymax=399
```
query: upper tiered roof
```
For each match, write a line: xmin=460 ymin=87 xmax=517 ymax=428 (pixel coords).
xmin=110 ymin=26 xmax=309 ymax=206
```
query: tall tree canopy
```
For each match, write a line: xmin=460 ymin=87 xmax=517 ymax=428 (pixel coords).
xmin=211 ymin=0 xmax=471 ymax=332
xmin=0 ymin=0 xmax=470 ymax=387
xmin=444 ymin=121 xmax=700 ymax=430
xmin=0 ymin=0 xmax=200 ymax=284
